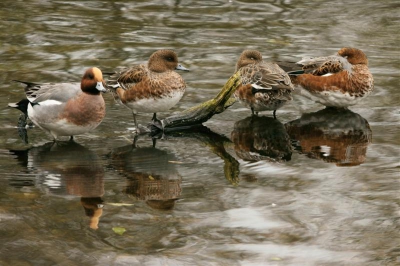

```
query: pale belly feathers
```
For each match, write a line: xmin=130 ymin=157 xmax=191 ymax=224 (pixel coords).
xmin=125 ymin=90 xmax=184 ymax=114
xmin=296 ymin=87 xmax=370 ymax=108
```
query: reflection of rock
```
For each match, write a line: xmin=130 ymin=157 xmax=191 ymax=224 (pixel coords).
xmin=285 ymin=107 xmax=372 ymax=166
xmin=231 ymin=116 xmax=292 ymax=162
xmin=10 ymin=141 xmax=104 ymax=229
xmin=109 ymin=145 xmax=182 ymax=210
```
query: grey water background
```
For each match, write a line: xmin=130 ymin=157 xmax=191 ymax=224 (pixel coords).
xmin=0 ymin=0 xmax=399 ymax=265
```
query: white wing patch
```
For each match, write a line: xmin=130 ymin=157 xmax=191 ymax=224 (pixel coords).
xmin=251 ymin=83 xmax=271 ymax=90
xmin=322 ymin=73 xmax=333 ymax=77
xmin=38 ymin=100 xmax=63 ymax=106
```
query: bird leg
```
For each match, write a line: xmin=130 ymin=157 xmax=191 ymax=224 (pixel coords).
xmin=132 ymin=112 xmax=140 ymax=135
xmin=152 ymin=113 xmax=157 ymax=122
xmin=150 ymin=112 xmax=164 ymax=131
xmin=132 ymin=135 xmax=139 ymax=147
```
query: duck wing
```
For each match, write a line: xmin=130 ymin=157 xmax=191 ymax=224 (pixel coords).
xmin=297 ymin=55 xmax=351 ymax=76
xmin=13 ymin=80 xmax=80 ymax=103
xmin=106 ymin=64 xmax=147 ymax=91
xmin=240 ymin=62 xmax=294 ymax=92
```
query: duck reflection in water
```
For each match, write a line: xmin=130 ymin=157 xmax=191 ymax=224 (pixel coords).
xmin=285 ymin=107 xmax=372 ymax=166
xmin=109 ymin=145 xmax=182 ymax=210
xmin=9 ymin=141 xmax=104 ymax=229
xmin=231 ymin=116 xmax=292 ymax=162
xmin=138 ymin=125 xmax=241 ymax=185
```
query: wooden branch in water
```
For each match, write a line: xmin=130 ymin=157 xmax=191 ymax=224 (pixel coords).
xmin=149 ymin=72 xmax=241 ymax=132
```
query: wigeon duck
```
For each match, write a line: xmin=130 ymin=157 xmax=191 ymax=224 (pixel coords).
xmin=8 ymin=67 xmax=107 ymax=141
xmin=106 ymin=49 xmax=189 ymax=133
xmin=234 ymin=50 xmax=294 ymax=119
xmin=289 ymin=47 xmax=374 ymax=107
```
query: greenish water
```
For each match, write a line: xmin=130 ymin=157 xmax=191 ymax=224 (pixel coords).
xmin=0 ymin=1 xmax=399 ymax=265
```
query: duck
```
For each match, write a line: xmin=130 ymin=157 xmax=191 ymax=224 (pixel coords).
xmin=8 ymin=67 xmax=107 ymax=141
xmin=233 ymin=50 xmax=294 ymax=119
xmin=289 ymin=47 xmax=374 ymax=108
xmin=106 ymin=49 xmax=189 ymax=133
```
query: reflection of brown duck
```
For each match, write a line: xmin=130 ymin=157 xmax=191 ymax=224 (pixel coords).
xmin=10 ymin=141 xmax=104 ymax=229
xmin=231 ymin=116 xmax=292 ymax=162
xmin=109 ymin=145 xmax=182 ymax=210
xmin=81 ymin=197 xmax=104 ymax=230
xmin=285 ymin=107 xmax=372 ymax=166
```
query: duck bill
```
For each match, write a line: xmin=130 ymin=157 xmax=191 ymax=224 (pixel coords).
xmin=96 ymin=81 xmax=107 ymax=92
xmin=175 ymin=64 xmax=189 ymax=71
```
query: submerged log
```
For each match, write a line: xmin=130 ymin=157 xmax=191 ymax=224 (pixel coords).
xmin=154 ymin=125 xmax=240 ymax=185
xmin=149 ymin=72 xmax=241 ymax=133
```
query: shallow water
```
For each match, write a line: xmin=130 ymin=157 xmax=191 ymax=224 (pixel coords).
xmin=0 ymin=0 xmax=399 ymax=265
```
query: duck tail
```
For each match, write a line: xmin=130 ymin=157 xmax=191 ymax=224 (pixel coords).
xmin=12 ymin=80 xmax=40 ymax=87
xmin=287 ymin=70 xmax=305 ymax=76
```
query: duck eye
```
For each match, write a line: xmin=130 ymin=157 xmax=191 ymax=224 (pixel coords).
xmin=166 ymin=57 xmax=174 ymax=62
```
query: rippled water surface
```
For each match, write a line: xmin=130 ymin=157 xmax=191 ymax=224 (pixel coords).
xmin=0 ymin=1 xmax=399 ymax=265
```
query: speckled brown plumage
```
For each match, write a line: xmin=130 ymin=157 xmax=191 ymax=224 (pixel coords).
xmin=291 ymin=47 xmax=374 ymax=107
xmin=106 ymin=50 xmax=188 ymax=132
xmin=233 ymin=50 xmax=294 ymax=117
xmin=107 ymin=50 xmax=186 ymax=102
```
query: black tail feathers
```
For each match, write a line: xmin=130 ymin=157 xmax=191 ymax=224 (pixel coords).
xmin=287 ymin=70 xmax=305 ymax=76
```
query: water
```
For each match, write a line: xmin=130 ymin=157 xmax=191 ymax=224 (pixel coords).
xmin=0 ymin=0 xmax=399 ymax=265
